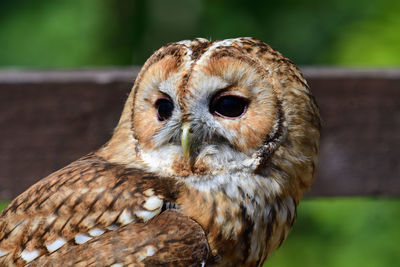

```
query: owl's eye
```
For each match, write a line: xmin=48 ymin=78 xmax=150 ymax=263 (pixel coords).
xmin=210 ymin=95 xmax=248 ymax=119
xmin=155 ymin=98 xmax=174 ymax=121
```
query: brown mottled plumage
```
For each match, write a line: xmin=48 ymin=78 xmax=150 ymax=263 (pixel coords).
xmin=0 ymin=38 xmax=320 ymax=266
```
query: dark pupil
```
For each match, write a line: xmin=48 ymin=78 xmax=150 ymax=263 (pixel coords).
xmin=156 ymin=99 xmax=174 ymax=121
xmin=211 ymin=95 xmax=247 ymax=118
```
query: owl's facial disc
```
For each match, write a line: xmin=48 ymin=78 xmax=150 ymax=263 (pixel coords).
xmin=132 ymin=52 xmax=279 ymax=176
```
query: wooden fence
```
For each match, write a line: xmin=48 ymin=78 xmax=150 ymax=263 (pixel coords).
xmin=0 ymin=67 xmax=399 ymax=200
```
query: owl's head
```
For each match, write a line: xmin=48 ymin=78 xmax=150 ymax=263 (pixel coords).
xmin=100 ymin=38 xmax=320 ymax=199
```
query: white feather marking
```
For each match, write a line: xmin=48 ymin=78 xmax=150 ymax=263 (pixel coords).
xmin=118 ymin=209 xmax=135 ymax=225
xmin=135 ymin=210 xmax=158 ymax=222
xmin=20 ymin=249 xmax=40 ymax=262
xmin=143 ymin=196 xmax=163 ymax=211
xmin=214 ymin=39 xmax=237 ymax=47
xmin=46 ymin=214 xmax=57 ymax=225
xmin=74 ymin=233 xmax=92 ymax=244
xmin=216 ymin=214 xmax=224 ymax=224
xmin=107 ymin=224 xmax=119 ymax=231
xmin=110 ymin=264 xmax=123 ymax=267
xmin=137 ymin=246 xmax=157 ymax=262
xmin=146 ymin=246 xmax=156 ymax=256
xmin=80 ymin=188 xmax=89 ymax=194
xmin=46 ymin=237 xmax=67 ymax=253
xmin=176 ymin=40 xmax=194 ymax=46
xmin=137 ymin=254 xmax=146 ymax=262
xmin=88 ymin=227 xmax=106 ymax=237
xmin=94 ymin=187 xmax=105 ymax=193
xmin=0 ymin=250 xmax=9 ymax=257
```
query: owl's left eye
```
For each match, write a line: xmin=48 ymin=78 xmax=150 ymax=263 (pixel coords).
xmin=155 ymin=98 xmax=174 ymax=121
xmin=210 ymin=95 xmax=249 ymax=119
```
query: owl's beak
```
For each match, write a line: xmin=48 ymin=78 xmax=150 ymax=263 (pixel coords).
xmin=181 ymin=123 xmax=193 ymax=159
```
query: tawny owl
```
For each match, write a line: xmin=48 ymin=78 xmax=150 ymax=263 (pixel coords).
xmin=0 ymin=37 xmax=320 ymax=267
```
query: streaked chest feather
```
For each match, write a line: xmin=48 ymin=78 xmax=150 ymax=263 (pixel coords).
xmin=181 ymin=173 xmax=297 ymax=266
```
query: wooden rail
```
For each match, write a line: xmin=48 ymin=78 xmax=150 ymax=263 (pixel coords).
xmin=0 ymin=67 xmax=399 ymax=200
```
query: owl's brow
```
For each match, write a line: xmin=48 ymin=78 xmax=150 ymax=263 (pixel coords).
xmin=133 ymin=44 xmax=187 ymax=98
xmin=132 ymin=41 xmax=213 ymax=112
xmin=176 ymin=41 xmax=213 ymax=109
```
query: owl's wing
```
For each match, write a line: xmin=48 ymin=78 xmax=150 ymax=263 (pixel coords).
xmin=0 ymin=154 xmax=208 ymax=266
xmin=28 ymin=210 xmax=208 ymax=267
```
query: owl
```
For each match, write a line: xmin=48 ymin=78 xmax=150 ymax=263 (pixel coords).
xmin=0 ymin=38 xmax=320 ymax=267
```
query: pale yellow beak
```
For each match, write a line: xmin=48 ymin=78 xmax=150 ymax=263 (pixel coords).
xmin=181 ymin=123 xmax=193 ymax=159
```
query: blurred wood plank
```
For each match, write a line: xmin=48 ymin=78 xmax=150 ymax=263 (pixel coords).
xmin=304 ymin=68 xmax=400 ymax=197
xmin=0 ymin=67 xmax=399 ymax=199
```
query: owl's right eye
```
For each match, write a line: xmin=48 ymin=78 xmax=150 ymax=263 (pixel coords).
xmin=155 ymin=98 xmax=174 ymax=121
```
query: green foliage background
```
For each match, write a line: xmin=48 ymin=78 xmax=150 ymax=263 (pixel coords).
xmin=1 ymin=0 xmax=400 ymax=266
xmin=2 ymin=0 xmax=400 ymax=67
xmin=266 ymin=199 xmax=400 ymax=267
